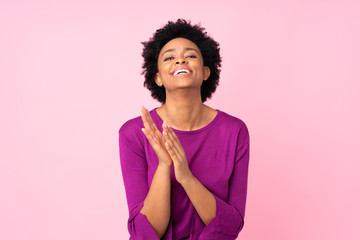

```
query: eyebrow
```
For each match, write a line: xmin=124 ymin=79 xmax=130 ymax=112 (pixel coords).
xmin=161 ymin=47 xmax=200 ymax=57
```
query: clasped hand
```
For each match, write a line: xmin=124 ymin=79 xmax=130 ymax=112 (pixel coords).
xmin=141 ymin=106 xmax=193 ymax=184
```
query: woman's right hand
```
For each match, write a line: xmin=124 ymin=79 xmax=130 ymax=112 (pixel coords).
xmin=140 ymin=106 xmax=173 ymax=167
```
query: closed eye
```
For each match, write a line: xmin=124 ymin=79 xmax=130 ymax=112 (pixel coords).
xmin=164 ymin=57 xmax=174 ymax=61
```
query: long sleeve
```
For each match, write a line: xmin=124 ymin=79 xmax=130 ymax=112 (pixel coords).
xmin=119 ymin=108 xmax=249 ymax=240
xmin=119 ymin=122 xmax=171 ymax=240
xmin=198 ymin=126 xmax=250 ymax=240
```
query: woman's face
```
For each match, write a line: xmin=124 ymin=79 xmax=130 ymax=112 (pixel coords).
xmin=155 ymin=37 xmax=210 ymax=91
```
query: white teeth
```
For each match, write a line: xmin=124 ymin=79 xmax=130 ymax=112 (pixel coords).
xmin=174 ymin=69 xmax=190 ymax=75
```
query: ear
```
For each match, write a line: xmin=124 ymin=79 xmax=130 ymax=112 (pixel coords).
xmin=203 ymin=66 xmax=211 ymax=81
xmin=154 ymin=72 xmax=163 ymax=87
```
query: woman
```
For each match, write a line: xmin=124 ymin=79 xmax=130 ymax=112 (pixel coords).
xmin=119 ymin=19 xmax=250 ymax=240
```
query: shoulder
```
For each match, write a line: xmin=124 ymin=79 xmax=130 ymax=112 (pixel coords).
xmin=119 ymin=115 xmax=142 ymax=135
xmin=218 ymin=109 xmax=250 ymax=143
xmin=118 ymin=115 xmax=144 ymax=148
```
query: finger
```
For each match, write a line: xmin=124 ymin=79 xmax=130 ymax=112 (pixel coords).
xmin=141 ymin=127 xmax=156 ymax=145
xmin=143 ymin=107 xmax=159 ymax=133
xmin=164 ymin=122 xmax=182 ymax=150
xmin=141 ymin=107 xmax=152 ymax=130
xmin=165 ymin=127 xmax=188 ymax=162
xmin=141 ymin=118 xmax=157 ymax=144
xmin=164 ymin=139 xmax=184 ymax=171
xmin=141 ymin=111 xmax=160 ymax=144
xmin=164 ymin=139 xmax=179 ymax=162
xmin=163 ymin=129 xmax=182 ymax=160
xmin=164 ymin=125 xmax=176 ymax=143
xmin=141 ymin=108 xmax=160 ymax=142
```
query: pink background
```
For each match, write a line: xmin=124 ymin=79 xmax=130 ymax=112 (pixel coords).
xmin=1 ymin=0 xmax=359 ymax=239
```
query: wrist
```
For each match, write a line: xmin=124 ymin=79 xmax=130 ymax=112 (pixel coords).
xmin=179 ymin=172 xmax=195 ymax=186
xmin=157 ymin=162 xmax=173 ymax=172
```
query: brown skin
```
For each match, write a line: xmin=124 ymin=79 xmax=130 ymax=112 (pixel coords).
xmin=154 ymin=37 xmax=216 ymax=132
xmin=140 ymin=38 xmax=217 ymax=238
xmin=139 ymin=107 xmax=172 ymax=238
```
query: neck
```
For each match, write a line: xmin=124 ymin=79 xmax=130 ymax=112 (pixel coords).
xmin=161 ymin=90 xmax=205 ymax=131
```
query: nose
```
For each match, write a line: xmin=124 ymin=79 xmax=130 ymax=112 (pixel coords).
xmin=175 ymin=56 xmax=187 ymax=65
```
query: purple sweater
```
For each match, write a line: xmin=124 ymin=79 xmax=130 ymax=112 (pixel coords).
xmin=118 ymin=107 xmax=250 ymax=240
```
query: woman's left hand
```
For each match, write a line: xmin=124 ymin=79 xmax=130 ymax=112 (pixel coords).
xmin=162 ymin=120 xmax=194 ymax=184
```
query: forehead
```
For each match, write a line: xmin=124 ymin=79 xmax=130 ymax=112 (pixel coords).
xmin=160 ymin=37 xmax=200 ymax=53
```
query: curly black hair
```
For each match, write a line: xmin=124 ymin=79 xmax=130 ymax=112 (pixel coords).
xmin=141 ymin=19 xmax=222 ymax=104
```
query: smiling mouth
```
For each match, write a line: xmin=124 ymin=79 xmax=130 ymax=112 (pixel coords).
xmin=173 ymin=69 xmax=191 ymax=76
